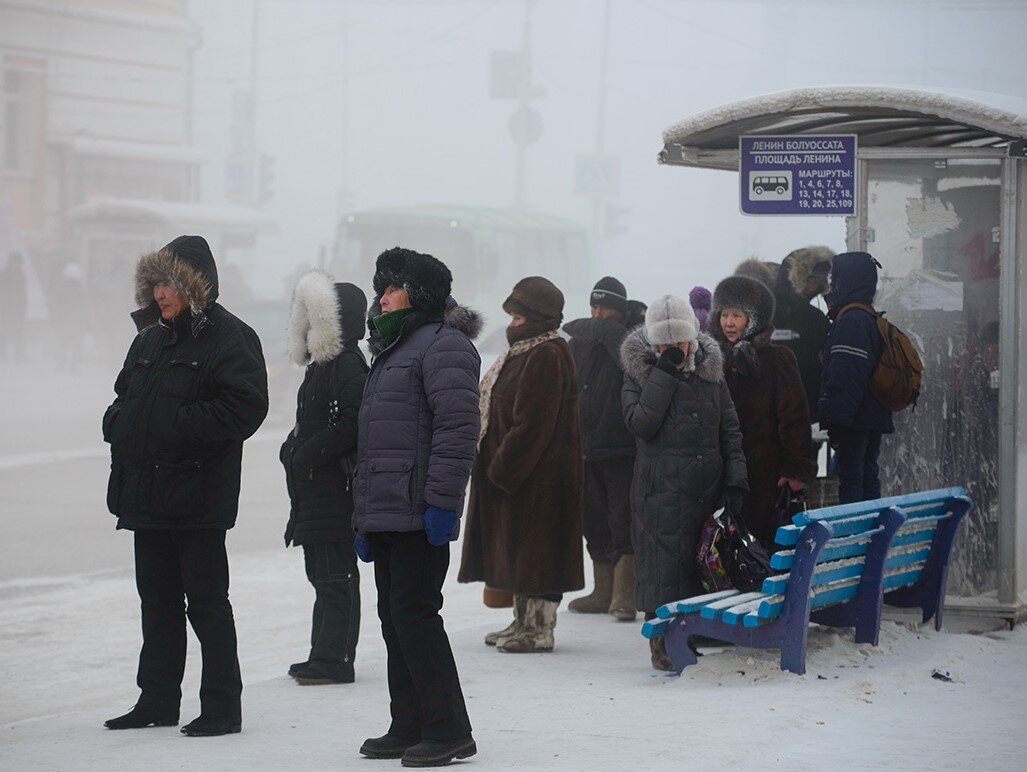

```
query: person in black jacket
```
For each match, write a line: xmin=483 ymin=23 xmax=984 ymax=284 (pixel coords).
xmin=564 ymin=276 xmax=636 ymax=621
xmin=819 ymin=251 xmax=894 ymax=503
xmin=280 ymin=271 xmax=368 ymax=685
xmin=102 ymin=235 xmax=268 ymax=737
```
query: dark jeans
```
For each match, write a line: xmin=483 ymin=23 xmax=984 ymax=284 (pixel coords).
xmin=369 ymin=531 xmax=471 ymax=743
xmin=582 ymin=458 xmax=634 ymax=564
xmin=832 ymin=427 xmax=883 ymax=504
xmin=133 ymin=529 xmax=241 ymax=721
xmin=303 ymin=541 xmax=360 ymax=678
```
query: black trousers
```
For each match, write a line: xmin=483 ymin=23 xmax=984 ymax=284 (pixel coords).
xmin=582 ymin=458 xmax=634 ymax=564
xmin=832 ymin=427 xmax=884 ymax=504
xmin=133 ymin=529 xmax=241 ymax=721
xmin=303 ymin=541 xmax=360 ymax=678
xmin=369 ymin=531 xmax=471 ymax=743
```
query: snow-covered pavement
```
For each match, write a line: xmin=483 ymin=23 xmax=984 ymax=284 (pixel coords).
xmin=2 ymin=546 xmax=1026 ymax=771
xmin=3 ymin=360 xmax=1026 ymax=770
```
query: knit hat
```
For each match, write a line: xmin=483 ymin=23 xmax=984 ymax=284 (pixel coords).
xmin=688 ymin=286 xmax=712 ymax=332
xmin=589 ymin=276 xmax=627 ymax=314
xmin=372 ymin=247 xmax=452 ymax=315
xmin=644 ymin=295 xmax=699 ymax=346
xmin=502 ymin=276 xmax=564 ymax=323
xmin=711 ymin=275 xmax=776 ymax=341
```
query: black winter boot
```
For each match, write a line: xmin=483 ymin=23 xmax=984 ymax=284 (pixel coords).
xmin=292 ymin=660 xmax=355 ymax=685
xmin=180 ymin=715 xmax=241 ymax=736
xmin=360 ymin=732 xmax=418 ymax=759
xmin=287 ymin=660 xmax=308 ymax=677
xmin=104 ymin=705 xmax=178 ymax=730
xmin=401 ymin=737 xmax=477 ymax=767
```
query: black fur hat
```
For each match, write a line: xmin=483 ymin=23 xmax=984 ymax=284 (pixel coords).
xmin=372 ymin=247 xmax=452 ymax=315
xmin=711 ymin=274 xmax=776 ymax=341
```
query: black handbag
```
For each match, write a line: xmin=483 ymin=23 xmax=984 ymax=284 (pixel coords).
xmin=773 ymin=484 xmax=808 ymax=534
xmin=719 ymin=509 xmax=774 ymax=592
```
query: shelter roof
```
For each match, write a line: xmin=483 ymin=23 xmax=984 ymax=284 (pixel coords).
xmin=661 ymin=87 xmax=1027 ymax=168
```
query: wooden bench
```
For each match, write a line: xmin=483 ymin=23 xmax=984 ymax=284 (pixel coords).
xmin=640 ymin=487 xmax=971 ymax=676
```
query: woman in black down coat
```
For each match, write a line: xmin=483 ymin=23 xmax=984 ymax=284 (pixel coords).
xmin=621 ymin=295 xmax=747 ymax=670
xmin=280 ymin=271 xmax=368 ymax=685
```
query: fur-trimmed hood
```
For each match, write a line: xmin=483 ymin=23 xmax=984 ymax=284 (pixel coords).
xmin=287 ymin=270 xmax=367 ymax=365
xmin=619 ymin=327 xmax=723 ymax=386
xmin=785 ymin=246 xmax=834 ymax=297
xmin=366 ymin=295 xmax=484 ymax=356
xmin=132 ymin=236 xmax=218 ymax=334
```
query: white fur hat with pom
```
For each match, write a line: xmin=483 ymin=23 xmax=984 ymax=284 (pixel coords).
xmin=645 ymin=294 xmax=699 ymax=346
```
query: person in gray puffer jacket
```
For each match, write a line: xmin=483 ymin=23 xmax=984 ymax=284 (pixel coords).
xmin=621 ymin=294 xmax=747 ymax=671
xmin=351 ymin=247 xmax=482 ymax=768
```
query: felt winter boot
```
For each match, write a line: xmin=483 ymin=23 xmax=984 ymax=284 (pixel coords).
xmin=497 ymin=597 xmax=558 ymax=653
xmin=568 ymin=562 xmax=614 ymax=613
xmin=484 ymin=594 xmax=526 ymax=646
xmin=608 ymin=555 xmax=638 ymax=621
xmin=649 ymin=636 xmax=676 ymax=672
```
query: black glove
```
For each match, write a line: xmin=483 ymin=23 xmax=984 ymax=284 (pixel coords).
xmin=656 ymin=346 xmax=686 ymax=375
xmin=723 ymin=486 xmax=746 ymax=517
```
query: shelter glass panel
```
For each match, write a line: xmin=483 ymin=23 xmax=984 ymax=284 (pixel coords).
xmin=865 ymin=156 xmax=1001 ymax=596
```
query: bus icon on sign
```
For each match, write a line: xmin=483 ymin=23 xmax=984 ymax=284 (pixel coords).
xmin=749 ymin=171 xmax=792 ymax=200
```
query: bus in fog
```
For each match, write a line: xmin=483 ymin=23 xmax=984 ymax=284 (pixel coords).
xmin=331 ymin=205 xmax=590 ymax=352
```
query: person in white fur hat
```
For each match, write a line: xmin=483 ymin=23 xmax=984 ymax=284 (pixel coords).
xmin=619 ymin=295 xmax=747 ymax=671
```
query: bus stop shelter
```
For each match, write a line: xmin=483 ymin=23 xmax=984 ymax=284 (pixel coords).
xmin=659 ymin=87 xmax=1027 ymax=626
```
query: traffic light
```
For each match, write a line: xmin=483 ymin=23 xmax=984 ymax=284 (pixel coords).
xmin=604 ymin=204 xmax=630 ymax=237
xmin=257 ymin=152 xmax=275 ymax=205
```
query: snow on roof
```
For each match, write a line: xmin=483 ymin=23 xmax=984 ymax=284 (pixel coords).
xmin=662 ymin=86 xmax=1027 ymax=153
xmin=67 ymin=197 xmax=275 ymax=230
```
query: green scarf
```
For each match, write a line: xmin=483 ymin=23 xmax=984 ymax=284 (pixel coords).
xmin=372 ymin=307 xmax=415 ymax=346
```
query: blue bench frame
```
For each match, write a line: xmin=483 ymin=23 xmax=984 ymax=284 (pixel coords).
xmin=642 ymin=488 xmax=972 ymax=676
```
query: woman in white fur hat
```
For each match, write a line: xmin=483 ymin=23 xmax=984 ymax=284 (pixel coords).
xmin=619 ymin=295 xmax=748 ymax=670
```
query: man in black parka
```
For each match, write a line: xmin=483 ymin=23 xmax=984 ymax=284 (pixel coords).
xmin=102 ymin=235 xmax=268 ymax=737
xmin=563 ymin=276 xmax=637 ymax=622
xmin=280 ymin=270 xmax=368 ymax=685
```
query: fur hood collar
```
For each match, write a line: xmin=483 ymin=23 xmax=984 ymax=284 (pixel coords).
xmin=135 ymin=248 xmax=214 ymax=313
xmin=288 ymin=270 xmax=343 ymax=365
xmin=620 ymin=327 xmax=723 ymax=385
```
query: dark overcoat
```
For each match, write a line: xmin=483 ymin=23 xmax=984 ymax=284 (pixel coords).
xmin=563 ymin=316 xmax=634 ymax=462
xmin=711 ymin=325 xmax=818 ymax=548
xmin=459 ymin=338 xmax=585 ymax=595
xmin=103 ymin=245 xmax=269 ymax=530
xmin=620 ymin=329 xmax=747 ymax=614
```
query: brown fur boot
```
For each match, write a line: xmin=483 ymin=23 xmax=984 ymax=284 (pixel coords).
xmin=608 ymin=555 xmax=638 ymax=621
xmin=650 ymin=636 xmax=675 ymax=672
xmin=568 ymin=562 xmax=614 ymax=613
xmin=485 ymin=594 xmax=526 ymax=646
xmin=497 ymin=597 xmax=558 ymax=653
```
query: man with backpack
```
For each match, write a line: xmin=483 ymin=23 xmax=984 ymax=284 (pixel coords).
xmin=819 ymin=251 xmax=910 ymax=504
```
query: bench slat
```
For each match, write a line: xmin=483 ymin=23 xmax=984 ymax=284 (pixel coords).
xmin=700 ymin=591 xmax=767 ymax=620
xmin=793 ymin=487 xmax=964 ymax=525
xmin=721 ymin=597 xmax=768 ymax=625
xmin=641 ymin=618 xmax=668 ymax=639
xmin=655 ymin=589 xmax=740 ymax=620
xmin=775 ymin=511 xmax=880 ymax=547
xmin=762 ymin=555 xmax=869 ymax=595
xmin=882 ymin=561 xmax=927 ymax=592
xmin=770 ymin=528 xmax=881 ymax=570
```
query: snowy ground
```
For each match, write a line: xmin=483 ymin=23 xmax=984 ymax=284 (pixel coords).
xmin=3 ymin=359 xmax=1027 ymax=770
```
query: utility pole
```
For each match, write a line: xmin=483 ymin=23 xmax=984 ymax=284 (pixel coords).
xmin=514 ymin=0 xmax=533 ymax=209
xmin=339 ymin=0 xmax=352 ymax=216
xmin=592 ymin=0 xmax=611 ymax=266
xmin=249 ymin=0 xmax=260 ymax=205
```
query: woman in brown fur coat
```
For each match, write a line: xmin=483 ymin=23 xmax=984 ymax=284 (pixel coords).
xmin=710 ymin=273 xmax=817 ymax=549
xmin=458 ymin=277 xmax=584 ymax=654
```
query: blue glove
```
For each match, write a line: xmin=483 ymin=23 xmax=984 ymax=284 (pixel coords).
xmin=423 ymin=506 xmax=459 ymax=546
xmin=354 ymin=535 xmax=373 ymax=563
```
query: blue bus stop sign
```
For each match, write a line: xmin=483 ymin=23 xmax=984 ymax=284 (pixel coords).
xmin=739 ymin=135 xmax=856 ymax=216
